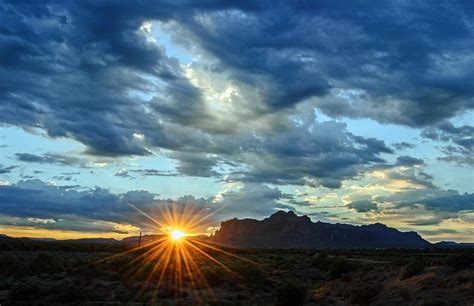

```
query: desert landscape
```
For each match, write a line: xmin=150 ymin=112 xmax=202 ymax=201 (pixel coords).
xmin=1 ymin=1 xmax=473 ymax=305
xmin=1 ymin=212 xmax=473 ymax=305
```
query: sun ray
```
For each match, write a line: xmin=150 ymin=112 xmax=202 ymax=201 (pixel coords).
xmin=94 ymin=201 xmax=257 ymax=303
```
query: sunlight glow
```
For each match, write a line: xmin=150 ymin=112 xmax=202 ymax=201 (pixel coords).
xmin=111 ymin=202 xmax=258 ymax=301
xmin=170 ymin=229 xmax=185 ymax=241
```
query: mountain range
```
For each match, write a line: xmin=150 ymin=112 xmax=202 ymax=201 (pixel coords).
xmin=211 ymin=210 xmax=433 ymax=248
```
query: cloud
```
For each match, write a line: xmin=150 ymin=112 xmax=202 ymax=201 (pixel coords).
xmin=0 ymin=179 xmax=293 ymax=233
xmin=115 ymin=169 xmax=133 ymax=178
xmin=396 ymin=155 xmax=424 ymax=166
xmin=15 ymin=153 xmax=90 ymax=168
xmin=0 ymin=1 xmax=472 ymax=185
xmin=392 ymin=142 xmax=416 ymax=151
xmin=405 ymin=218 xmax=443 ymax=226
xmin=347 ymin=200 xmax=378 ymax=213
xmin=224 ymin=113 xmax=393 ymax=188
xmin=421 ymin=121 xmax=474 ymax=166
xmin=0 ymin=165 xmax=17 ymax=174
xmin=174 ymin=1 xmax=474 ymax=126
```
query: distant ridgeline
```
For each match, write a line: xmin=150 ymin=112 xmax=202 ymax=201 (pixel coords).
xmin=1 ymin=212 xmax=473 ymax=249
xmin=211 ymin=211 xmax=432 ymax=249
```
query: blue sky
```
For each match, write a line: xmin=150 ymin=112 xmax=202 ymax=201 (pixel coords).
xmin=0 ymin=0 xmax=473 ymax=242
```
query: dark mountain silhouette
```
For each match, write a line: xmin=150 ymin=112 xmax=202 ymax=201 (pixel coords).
xmin=0 ymin=234 xmax=11 ymax=240
xmin=64 ymin=238 xmax=119 ymax=244
xmin=212 ymin=210 xmax=431 ymax=248
xmin=121 ymin=234 xmax=164 ymax=246
xmin=434 ymin=241 xmax=474 ymax=249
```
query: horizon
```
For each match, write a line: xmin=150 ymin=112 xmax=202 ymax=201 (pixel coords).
xmin=1 ymin=210 xmax=472 ymax=244
xmin=1 ymin=1 xmax=473 ymax=244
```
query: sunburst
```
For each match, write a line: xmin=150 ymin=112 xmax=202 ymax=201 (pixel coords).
xmin=93 ymin=202 xmax=257 ymax=302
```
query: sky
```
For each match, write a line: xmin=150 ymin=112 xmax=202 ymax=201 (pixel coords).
xmin=0 ymin=0 xmax=473 ymax=242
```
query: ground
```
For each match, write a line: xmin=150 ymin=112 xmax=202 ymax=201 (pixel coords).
xmin=0 ymin=239 xmax=472 ymax=305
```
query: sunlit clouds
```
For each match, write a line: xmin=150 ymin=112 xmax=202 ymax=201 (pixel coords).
xmin=0 ymin=1 xmax=473 ymax=243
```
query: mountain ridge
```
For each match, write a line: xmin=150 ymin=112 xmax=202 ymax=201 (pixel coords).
xmin=211 ymin=210 xmax=432 ymax=248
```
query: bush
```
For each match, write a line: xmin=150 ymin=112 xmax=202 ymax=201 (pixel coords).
xmin=7 ymin=281 xmax=40 ymax=302
xmin=55 ymin=283 xmax=88 ymax=303
xmin=234 ymin=263 xmax=266 ymax=285
xmin=350 ymin=286 xmax=380 ymax=305
xmin=275 ymin=282 xmax=306 ymax=306
xmin=311 ymin=252 xmax=328 ymax=270
xmin=445 ymin=253 xmax=473 ymax=270
xmin=29 ymin=252 xmax=63 ymax=274
xmin=401 ymin=260 xmax=424 ymax=279
xmin=328 ymin=258 xmax=354 ymax=278
xmin=0 ymin=252 xmax=20 ymax=275
xmin=203 ymin=267 xmax=228 ymax=286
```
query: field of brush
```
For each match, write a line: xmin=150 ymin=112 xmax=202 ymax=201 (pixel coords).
xmin=0 ymin=238 xmax=473 ymax=305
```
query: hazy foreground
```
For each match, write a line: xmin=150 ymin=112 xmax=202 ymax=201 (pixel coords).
xmin=0 ymin=237 xmax=473 ymax=305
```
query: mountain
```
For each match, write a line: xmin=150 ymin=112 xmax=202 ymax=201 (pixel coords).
xmin=0 ymin=234 xmax=11 ymax=240
xmin=28 ymin=237 xmax=58 ymax=242
xmin=64 ymin=238 xmax=119 ymax=244
xmin=212 ymin=210 xmax=431 ymax=248
xmin=434 ymin=241 xmax=474 ymax=249
xmin=121 ymin=234 xmax=164 ymax=246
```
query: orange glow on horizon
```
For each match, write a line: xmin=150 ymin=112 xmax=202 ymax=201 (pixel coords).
xmin=100 ymin=202 xmax=258 ymax=301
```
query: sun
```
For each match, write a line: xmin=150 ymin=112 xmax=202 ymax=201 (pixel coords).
xmin=170 ymin=229 xmax=185 ymax=241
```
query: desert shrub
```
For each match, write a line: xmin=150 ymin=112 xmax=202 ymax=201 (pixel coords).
xmin=7 ymin=281 xmax=40 ymax=302
xmin=445 ymin=253 xmax=473 ymax=270
xmin=55 ymin=283 xmax=88 ymax=303
xmin=156 ymin=285 xmax=187 ymax=299
xmin=0 ymin=252 xmax=21 ymax=275
xmin=234 ymin=263 xmax=267 ymax=285
xmin=401 ymin=259 xmax=424 ymax=279
xmin=311 ymin=252 xmax=328 ymax=270
xmin=203 ymin=267 xmax=228 ymax=286
xmin=328 ymin=258 xmax=354 ymax=278
xmin=350 ymin=286 xmax=380 ymax=305
xmin=275 ymin=282 xmax=306 ymax=306
xmin=28 ymin=252 xmax=64 ymax=274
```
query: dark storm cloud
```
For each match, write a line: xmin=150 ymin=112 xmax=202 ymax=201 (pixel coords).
xmin=223 ymin=114 xmax=393 ymax=188
xmin=0 ymin=179 xmax=128 ymax=222
xmin=1 ymin=0 xmax=473 ymax=187
xmin=15 ymin=152 xmax=89 ymax=167
xmin=175 ymin=1 xmax=474 ymax=125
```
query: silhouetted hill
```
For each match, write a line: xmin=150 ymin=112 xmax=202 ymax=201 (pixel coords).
xmin=434 ymin=241 xmax=474 ymax=249
xmin=64 ymin=238 xmax=119 ymax=244
xmin=121 ymin=234 xmax=164 ymax=246
xmin=212 ymin=210 xmax=431 ymax=248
